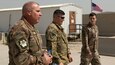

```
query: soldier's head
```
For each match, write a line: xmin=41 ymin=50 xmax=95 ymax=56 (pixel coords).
xmin=89 ymin=12 xmax=97 ymax=26
xmin=22 ymin=1 xmax=42 ymax=25
xmin=53 ymin=9 xmax=65 ymax=25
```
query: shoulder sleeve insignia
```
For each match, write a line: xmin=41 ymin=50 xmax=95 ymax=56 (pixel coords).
xmin=19 ymin=40 xmax=27 ymax=48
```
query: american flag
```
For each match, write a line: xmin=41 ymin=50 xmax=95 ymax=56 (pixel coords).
xmin=92 ymin=2 xmax=103 ymax=12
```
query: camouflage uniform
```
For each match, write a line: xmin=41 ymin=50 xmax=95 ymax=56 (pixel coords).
xmin=45 ymin=23 xmax=70 ymax=65
xmin=80 ymin=23 xmax=101 ymax=65
xmin=8 ymin=17 xmax=44 ymax=65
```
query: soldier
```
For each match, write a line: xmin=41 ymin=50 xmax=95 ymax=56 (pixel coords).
xmin=45 ymin=9 xmax=73 ymax=65
xmin=80 ymin=12 xmax=101 ymax=65
xmin=8 ymin=1 xmax=52 ymax=65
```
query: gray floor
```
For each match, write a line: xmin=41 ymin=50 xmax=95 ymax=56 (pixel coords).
xmin=68 ymin=42 xmax=115 ymax=65
xmin=0 ymin=42 xmax=115 ymax=65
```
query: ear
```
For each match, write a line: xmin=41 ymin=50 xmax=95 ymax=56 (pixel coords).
xmin=27 ymin=11 xmax=31 ymax=16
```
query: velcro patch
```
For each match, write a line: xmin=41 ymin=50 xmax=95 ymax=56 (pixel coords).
xmin=19 ymin=40 xmax=27 ymax=48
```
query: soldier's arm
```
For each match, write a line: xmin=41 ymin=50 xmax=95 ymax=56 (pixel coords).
xmin=82 ymin=27 xmax=91 ymax=53
xmin=46 ymin=28 xmax=62 ymax=63
xmin=11 ymin=31 xmax=37 ymax=65
xmin=67 ymin=44 xmax=73 ymax=62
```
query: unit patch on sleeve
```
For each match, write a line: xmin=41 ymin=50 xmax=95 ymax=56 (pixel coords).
xmin=19 ymin=40 xmax=27 ymax=48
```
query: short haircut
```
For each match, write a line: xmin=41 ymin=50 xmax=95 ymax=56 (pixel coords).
xmin=89 ymin=12 xmax=97 ymax=17
xmin=22 ymin=1 xmax=39 ymax=12
xmin=53 ymin=9 xmax=65 ymax=16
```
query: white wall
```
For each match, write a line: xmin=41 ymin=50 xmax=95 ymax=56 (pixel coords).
xmin=0 ymin=4 xmax=82 ymax=46
xmin=0 ymin=4 xmax=82 ymax=35
xmin=0 ymin=10 xmax=21 ymax=32
xmin=0 ymin=11 xmax=9 ymax=32
xmin=35 ymin=7 xmax=59 ymax=34
xmin=60 ymin=5 xmax=82 ymax=34
xmin=10 ymin=10 xmax=22 ymax=28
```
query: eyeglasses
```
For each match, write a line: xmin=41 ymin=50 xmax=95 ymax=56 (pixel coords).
xmin=61 ymin=17 xmax=65 ymax=19
xmin=58 ymin=16 xmax=65 ymax=19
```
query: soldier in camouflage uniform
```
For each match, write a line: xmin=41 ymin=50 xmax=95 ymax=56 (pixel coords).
xmin=45 ymin=9 xmax=73 ymax=65
xmin=8 ymin=1 xmax=52 ymax=65
xmin=80 ymin=13 xmax=101 ymax=65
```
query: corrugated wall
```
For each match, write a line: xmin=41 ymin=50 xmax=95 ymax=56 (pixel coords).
xmin=83 ymin=12 xmax=115 ymax=36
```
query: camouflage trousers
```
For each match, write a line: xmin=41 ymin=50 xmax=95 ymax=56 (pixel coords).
xmin=80 ymin=55 xmax=101 ymax=65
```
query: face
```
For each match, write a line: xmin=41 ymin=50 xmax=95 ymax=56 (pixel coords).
xmin=89 ymin=15 xmax=97 ymax=26
xmin=54 ymin=14 xmax=65 ymax=25
xmin=29 ymin=4 xmax=42 ymax=24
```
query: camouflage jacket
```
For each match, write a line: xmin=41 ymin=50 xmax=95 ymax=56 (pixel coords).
xmin=8 ymin=17 xmax=44 ymax=65
xmin=45 ymin=23 xmax=70 ymax=65
xmin=81 ymin=23 xmax=99 ymax=57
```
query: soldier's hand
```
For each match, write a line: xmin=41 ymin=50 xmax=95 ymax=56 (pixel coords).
xmin=88 ymin=52 xmax=93 ymax=59
xmin=67 ymin=54 xmax=73 ymax=63
xmin=59 ymin=62 xmax=64 ymax=65
xmin=30 ymin=55 xmax=37 ymax=64
xmin=41 ymin=51 xmax=52 ymax=65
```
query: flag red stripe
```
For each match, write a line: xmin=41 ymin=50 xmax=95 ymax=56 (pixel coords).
xmin=92 ymin=2 xmax=102 ymax=12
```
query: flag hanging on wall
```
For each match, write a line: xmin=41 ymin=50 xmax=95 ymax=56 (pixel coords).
xmin=92 ymin=2 xmax=103 ymax=12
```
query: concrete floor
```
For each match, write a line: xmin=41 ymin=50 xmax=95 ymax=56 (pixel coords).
xmin=1 ymin=42 xmax=115 ymax=65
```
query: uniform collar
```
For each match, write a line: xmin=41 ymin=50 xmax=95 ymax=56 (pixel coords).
xmin=87 ymin=22 xmax=97 ymax=28
xmin=53 ymin=22 xmax=64 ymax=31
xmin=21 ymin=17 xmax=35 ymax=30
